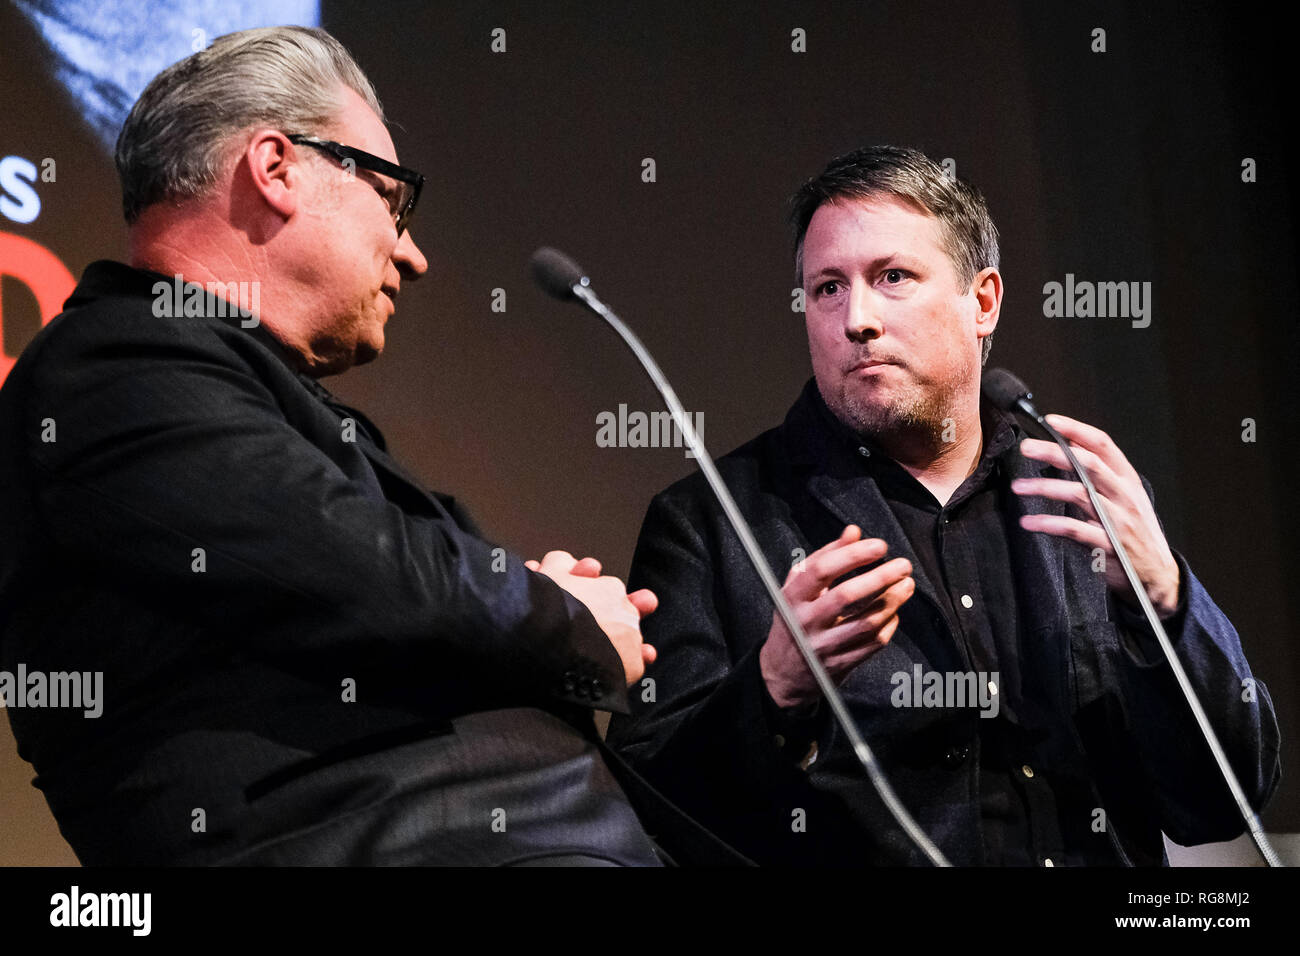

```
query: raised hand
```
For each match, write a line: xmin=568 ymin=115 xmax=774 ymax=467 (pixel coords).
xmin=1012 ymin=414 xmax=1181 ymax=618
xmin=759 ymin=525 xmax=914 ymax=710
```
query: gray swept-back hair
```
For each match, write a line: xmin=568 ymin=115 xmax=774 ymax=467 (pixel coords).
xmin=115 ymin=26 xmax=383 ymax=224
xmin=789 ymin=146 xmax=1000 ymax=365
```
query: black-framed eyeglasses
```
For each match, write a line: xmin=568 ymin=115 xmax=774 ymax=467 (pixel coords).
xmin=287 ymin=133 xmax=424 ymax=237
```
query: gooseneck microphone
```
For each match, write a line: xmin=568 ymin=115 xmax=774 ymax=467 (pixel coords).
xmin=531 ymin=247 xmax=951 ymax=867
xmin=983 ymin=367 xmax=1282 ymax=868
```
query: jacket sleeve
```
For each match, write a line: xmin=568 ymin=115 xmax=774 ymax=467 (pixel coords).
xmin=1075 ymin=479 xmax=1282 ymax=845
xmin=606 ymin=487 xmax=826 ymax=832
xmin=20 ymin=313 xmax=627 ymax=713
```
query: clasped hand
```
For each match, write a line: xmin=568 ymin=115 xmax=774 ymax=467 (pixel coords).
xmin=526 ymin=551 xmax=657 ymax=687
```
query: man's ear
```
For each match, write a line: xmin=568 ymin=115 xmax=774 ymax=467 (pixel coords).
xmin=243 ymin=130 xmax=299 ymax=221
xmin=973 ymin=266 xmax=1002 ymax=342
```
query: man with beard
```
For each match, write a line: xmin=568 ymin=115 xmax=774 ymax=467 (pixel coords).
xmin=606 ymin=146 xmax=1280 ymax=866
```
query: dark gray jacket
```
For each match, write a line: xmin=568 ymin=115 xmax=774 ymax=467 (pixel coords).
xmin=608 ymin=379 xmax=1281 ymax=866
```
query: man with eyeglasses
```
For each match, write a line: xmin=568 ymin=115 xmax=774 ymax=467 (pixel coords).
xmin=0 ymin=26 xmax=726 ymax=866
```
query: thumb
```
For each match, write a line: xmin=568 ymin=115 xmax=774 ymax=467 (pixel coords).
xmin=628 ymin=588 xmax=659 ymax=617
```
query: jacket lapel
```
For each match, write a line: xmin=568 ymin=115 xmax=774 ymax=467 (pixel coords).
xmin=782 ymin=382 xmax=974 ymax=672
xmin=998 ymin=438 xmax=1075 ymax=723
xmin=1001 ymin=443 xmax=1071 ymax=637
xmin=805 ymin=470 xmax=946 ymax=621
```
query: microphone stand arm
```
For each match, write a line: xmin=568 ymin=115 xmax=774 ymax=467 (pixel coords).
xmin=1016 ymin=398 xmax=1281 ymax=868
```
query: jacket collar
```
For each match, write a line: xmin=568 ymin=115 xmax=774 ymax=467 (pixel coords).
xmin=73 ymin=261 xmax=467 ymax=527
xmin=70 ymin=260 xmax=303 ymax=372
xmin=783 ymin=376 xmax=1021 ymax=473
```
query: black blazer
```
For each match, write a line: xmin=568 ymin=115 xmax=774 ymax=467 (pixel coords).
xmin=0 ymin=260 xmax=669 ymax=865
xmin=607 ymin=379 xmax=1281 ymax=866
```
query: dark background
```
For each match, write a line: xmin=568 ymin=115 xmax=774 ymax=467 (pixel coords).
xmin=2 ymin=0 xmax=1295 ymax=864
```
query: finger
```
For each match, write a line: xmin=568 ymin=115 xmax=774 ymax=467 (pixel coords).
xmin=1018 ymin=438 xmax=1128 ymax=503
xmin=786 ymin=525 xmax=863 ymax=583
xmin=824 ymin=575 xmax=913 ymax=641
xmin=570 ymin=556 xmax=603 ymax=577
xmin=628 ymin=587 xmax=659 ymax=617
xmin=877 ymin=614 xmax=900 ymax=645
xmin=1019 ymin=513 xmax=1110 ymax=551
xmin=538 ymin=550 xmax=578 ymax=573
xmin=1010 ymin=477 xmax=1103 ymax=522
xmin=802 ymin=525 xmax=864 ymax=566
xmin=788 ymin=536 xmax=891 ymax=601
xmin=821 ymin=612 xmax=901 ymax=670
xmin=641 ymin=643 xmax=657 ymax=666
xmin=830 ymin=572 xmax=914 ymax=627
xmin=812 ymin=558 xmax=913 ymax=623
xmin=524 ymin=559 xmax=540 ymax=571
xmin=1043 ymin=414 xmax=1139 ymax=481
xmin=839 ymin=574 xmax=915 ymax=627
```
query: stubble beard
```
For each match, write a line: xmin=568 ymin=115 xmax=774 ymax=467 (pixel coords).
xmin=827 ymin=360 xmax=971 ymax=456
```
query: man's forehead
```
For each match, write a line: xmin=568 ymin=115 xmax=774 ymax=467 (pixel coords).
xmin=330 ymin=85 xmax=399 ymax=163
xmin=809 ymin=195 xmax=937 ymax=239
xmin=804 ymin=195 xmax=943 ymax=263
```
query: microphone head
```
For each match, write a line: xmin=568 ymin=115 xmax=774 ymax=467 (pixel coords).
xmin=530 ymin=247 xmax=589 ymax=301
xmin=981 ymin=367 xmax=1033 ymax=412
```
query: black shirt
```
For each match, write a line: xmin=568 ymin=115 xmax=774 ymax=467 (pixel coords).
xmin=805 ymin=392 xmax=1067 ymax=866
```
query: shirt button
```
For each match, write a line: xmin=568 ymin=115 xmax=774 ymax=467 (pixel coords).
xmin=960 ymin=594 xmax=974 ymax=609
xmin=857 ymin=446 xmax=870 ymax=458
xmin=774 ymin=734 xmax=786 ymax=749
xmin=1022 ymin=764 xmax=1035 ymax=779
xmin=988 ymin=680 xmax=998 ymax=696
xmin=1043 ymin=858 xmax=1055 ymax=867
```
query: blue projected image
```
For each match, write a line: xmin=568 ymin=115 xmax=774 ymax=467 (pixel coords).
xmin=10 ymin=0 xmax=320 ymax=152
